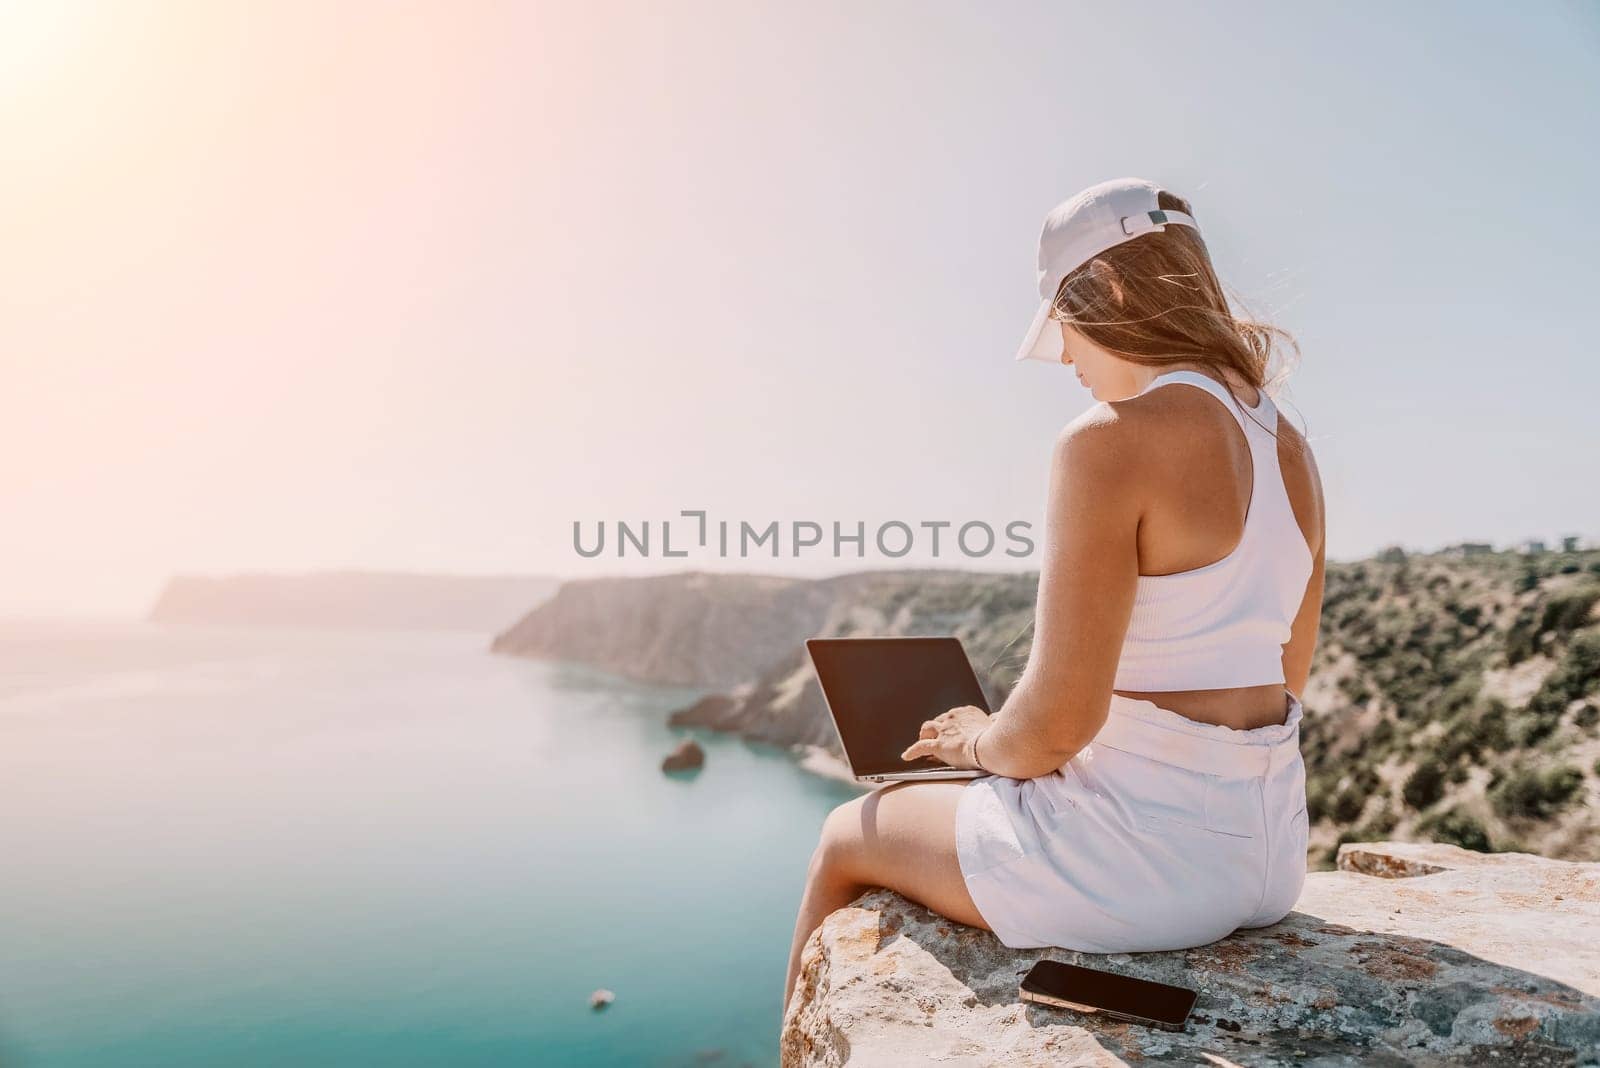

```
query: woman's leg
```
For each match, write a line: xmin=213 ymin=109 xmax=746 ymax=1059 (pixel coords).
xmin=781 ymin=779 xmax=991 ymax=1014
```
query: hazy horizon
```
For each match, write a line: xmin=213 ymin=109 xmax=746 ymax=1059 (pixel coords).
xmin=6 ymin=1 xmax=1598 ymax=616
xmin=12 ymin=531 xmax=1585 ymax=625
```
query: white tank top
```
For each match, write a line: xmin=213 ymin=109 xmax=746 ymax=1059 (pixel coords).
xmin=1112 ymin=369 xmax=1314 ymax=692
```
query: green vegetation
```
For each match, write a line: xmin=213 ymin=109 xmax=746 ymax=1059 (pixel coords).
xmin=1297 ymin=548 xmax=1600 ymax=866
xmin=1529 ymin=631 xmax=1600 ymax=716
xmin=1488 ymin=764 xmax=1585 ymax=820
xmin=1417 ymin=807 xmax=1491 ymax=852
xmin=1401 ymin=758 xmax=1446 ymax=810
xmin=1507 ymin=583 xmax=1600 ymax=665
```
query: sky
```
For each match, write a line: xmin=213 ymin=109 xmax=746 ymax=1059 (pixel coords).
xmin=3 ymin=0 xmax=1598 ymax=617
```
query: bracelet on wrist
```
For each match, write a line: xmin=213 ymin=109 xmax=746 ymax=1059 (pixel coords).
xmin=966 ymin=728 xmax=988 ymax=771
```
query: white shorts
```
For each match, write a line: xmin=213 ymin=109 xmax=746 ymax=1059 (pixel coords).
xmin=954 ymin=690 xmax=1309 ymax=952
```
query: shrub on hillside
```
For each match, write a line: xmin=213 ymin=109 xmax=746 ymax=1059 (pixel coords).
xmin=1401 ymin=758 xmax=1446 ymax=810
xmin=1518 ymin=632 xmax=1600 ymax=741
xmin=1540 ymin=583 xmax=1600 ymax=635
xmin=1337 ymin=674 xmax=1373 ymax=706
xmin=1507 ymin=590 xmax=1600 ymax=666
xmin=1417 ymin=807 xmax=1491 ymax=852
xmin=1330 ymin=784 xmax=1367 ymax=824
xmin=1445 ymin=600 xmax=1483 ymax=629
xmin=1489 ymin=764 xmax=1584 ymax=820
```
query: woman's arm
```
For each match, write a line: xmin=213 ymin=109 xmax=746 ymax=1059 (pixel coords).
xmin=973 ymin=413 xmax=1144 ymax=779
xmin=1279 ymin=435 xmax=1327 ymax=699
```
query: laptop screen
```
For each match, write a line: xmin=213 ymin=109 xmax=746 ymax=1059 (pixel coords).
xmin=806 ymin=637 xmax=993 ymax=777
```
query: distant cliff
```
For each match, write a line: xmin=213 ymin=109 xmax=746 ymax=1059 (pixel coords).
xmin=491 ymin=571 xmax=830 ymax=689
xmin=489 ymin=569 xmax=1030 ymax=692
xmin=149 ymin=571 xmax=559 ymax=633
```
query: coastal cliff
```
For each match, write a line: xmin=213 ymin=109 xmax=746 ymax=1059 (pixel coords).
xmin=489 ymin=569 xmax=1035 ymax=694
xmin=781 ymin=841 xmax=1600 ymax=1066
xmin=490 ymin=571 xmax=836 ymax=689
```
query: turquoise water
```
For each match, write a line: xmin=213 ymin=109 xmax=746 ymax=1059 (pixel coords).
xmin=0 ymin=620 xmax=860 ymax=1067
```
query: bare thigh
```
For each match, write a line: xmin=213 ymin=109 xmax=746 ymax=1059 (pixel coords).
xmin=820 ymin=779 xmax=991 ymax=932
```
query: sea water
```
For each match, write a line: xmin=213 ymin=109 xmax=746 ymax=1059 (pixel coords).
xmin=0 ymin=620 xmax=859 ymax=1067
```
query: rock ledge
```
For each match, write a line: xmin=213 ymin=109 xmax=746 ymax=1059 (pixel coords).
xmin=781 ymin=841 xmax=1599 ymax=1066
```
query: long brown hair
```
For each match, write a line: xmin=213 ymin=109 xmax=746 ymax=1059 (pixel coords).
xmin=1050 ymin=189 xmax=1304 ymax=443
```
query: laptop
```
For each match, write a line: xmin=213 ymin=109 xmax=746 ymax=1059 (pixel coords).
xmin=805 ymin=636 xmax=992 ymax=783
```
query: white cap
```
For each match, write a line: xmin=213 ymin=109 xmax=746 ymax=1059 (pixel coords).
xmin=1015 ymin=177 xmax=1201 ymax=363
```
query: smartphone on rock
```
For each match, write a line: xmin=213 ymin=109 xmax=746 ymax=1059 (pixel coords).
xmin=1019 ymin=959 xmax=1197 ymax=1031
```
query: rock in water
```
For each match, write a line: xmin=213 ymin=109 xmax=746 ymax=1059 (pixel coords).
xmin=589 ymin=988 xmax=615 ymax=1010
xmin=780 ymin=841 xmax=1600 ymax=1066
xmin=661 ymin=738 xmax=705 ymax=772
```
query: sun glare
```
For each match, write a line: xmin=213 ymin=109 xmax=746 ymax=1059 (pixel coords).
xmin=0 ymin=0 xmax=95 ymax=96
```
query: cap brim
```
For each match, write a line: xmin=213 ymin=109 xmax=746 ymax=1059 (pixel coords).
xmin=1014 ymin=297 xmax=1063 ymax=362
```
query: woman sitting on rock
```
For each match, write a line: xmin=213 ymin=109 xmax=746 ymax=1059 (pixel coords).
xmin=784 ymin=177 xmax=1327 ymax=1014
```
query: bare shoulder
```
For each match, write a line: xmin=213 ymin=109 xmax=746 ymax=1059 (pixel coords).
xmin=1038 ymin=404 xmax=1144 ymax=544
xmin=1051 ymin=393 xmax=1171 ymax=483
xmin=1053 ymin=400 xmax=1142 ymax=466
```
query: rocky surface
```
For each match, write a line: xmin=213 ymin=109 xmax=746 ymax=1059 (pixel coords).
xmin=660 ymin=738 xmax=705 ymax=772
xmin=780 ymin=841 xmax=1600 ymax=1066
